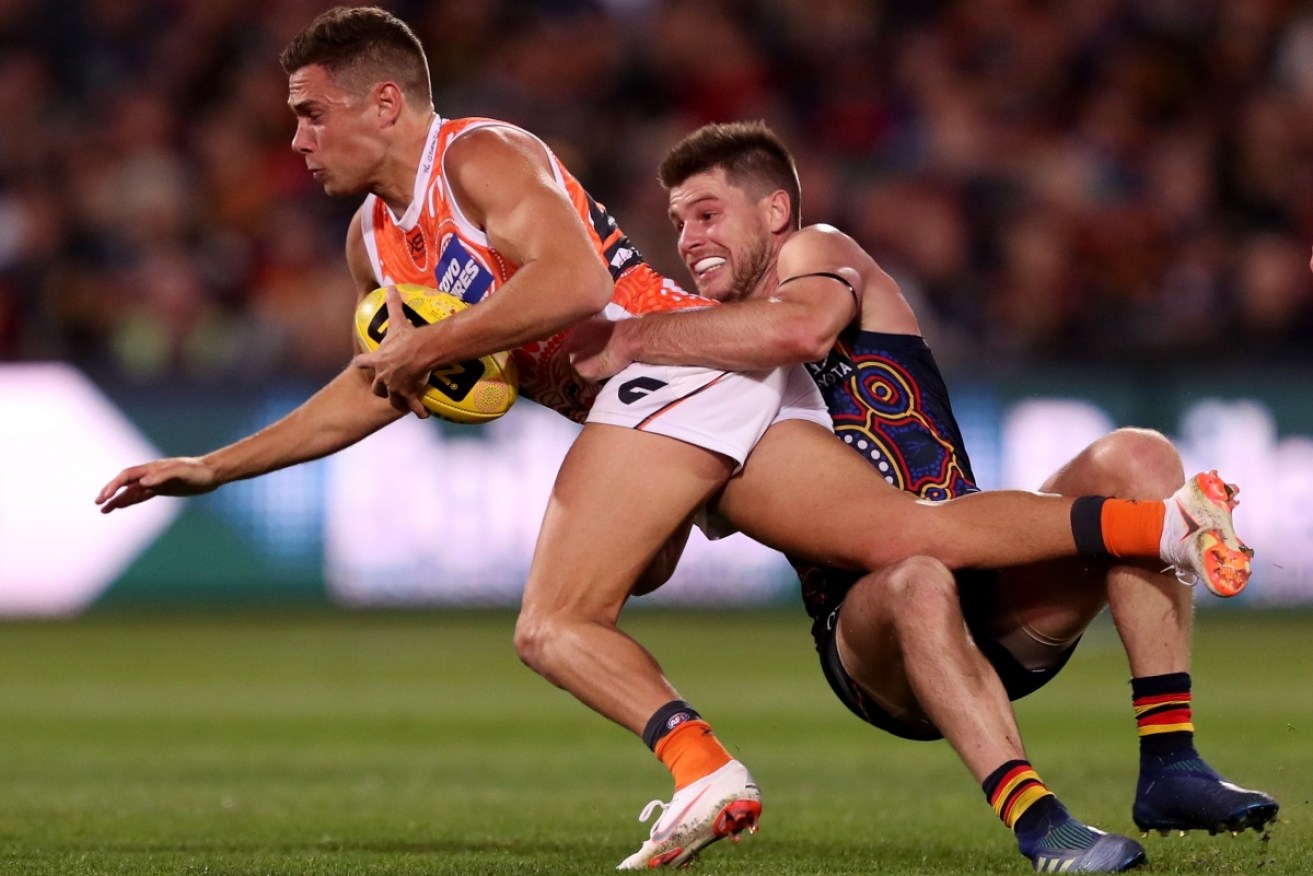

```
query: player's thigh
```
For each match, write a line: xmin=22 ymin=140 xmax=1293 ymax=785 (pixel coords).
xmin=832 ymin=572 xmax=921 ymax=717
xmin=975 ymin=441 xmax=1118 ymax=645
xmin=980 ymin=429 xmax=1180 ymax=646
xmin=979 ymin=559 xmax=1107 ymax=651
xmin=715 ymin=419 xmax=904 ymax=568
xmin=522 ymin=423 xmax=735 ymax=619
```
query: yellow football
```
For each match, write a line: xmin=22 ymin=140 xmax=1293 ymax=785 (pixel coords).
xmin=354 ymin=284 xmax=518 ymax=424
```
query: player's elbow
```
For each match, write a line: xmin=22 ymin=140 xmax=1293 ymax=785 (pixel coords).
xmin=573 ymin=260 xmax=614 ymax=318
xmin=535 ymin=256 xmax=613 ymax=326
xmin=775 ymin=319 xmax=838 ymax=363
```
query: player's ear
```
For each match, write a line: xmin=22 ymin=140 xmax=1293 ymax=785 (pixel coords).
xmin=374 ymin=81 xmax=404 ymax=126
xmin=765 ymin=190 xmax=792 ymax=234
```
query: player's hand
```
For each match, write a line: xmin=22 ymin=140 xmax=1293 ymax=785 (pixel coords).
xmin=95 ymin=456 xmax=219 ymax=514
xmin=566 ymin=315 xmax=630 ymax=382
xmin=353 ymin=284 xmax=431 ymax=419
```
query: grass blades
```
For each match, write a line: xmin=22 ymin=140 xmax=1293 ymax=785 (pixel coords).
xmin=0 ymin=608 xmax=1306 ymax=875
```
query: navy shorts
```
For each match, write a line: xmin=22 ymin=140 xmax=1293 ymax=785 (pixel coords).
xmin=812 ymin=570 xmax=1080 ymax=741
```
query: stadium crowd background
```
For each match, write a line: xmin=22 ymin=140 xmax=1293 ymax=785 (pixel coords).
xmin=3 ymin=0 xmax=1313 ymax=383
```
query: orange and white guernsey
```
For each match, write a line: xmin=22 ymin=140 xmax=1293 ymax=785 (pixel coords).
xmin=360 ymin=115 xmax=714 ymax=422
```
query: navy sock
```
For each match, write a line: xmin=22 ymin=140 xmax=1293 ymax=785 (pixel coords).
xmin=1070 ymin=496 xmax=1110 ymax=556
xmin=1014 ymin=795 xmax=1066 ymax=840
xmin=641 ymin=699 xmax=702 ymax=751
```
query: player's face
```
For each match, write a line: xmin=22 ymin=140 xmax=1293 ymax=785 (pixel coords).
xmin=288 ymin=64 xmax=385 ymax=197
xmin=668 ymin=168 xmax=773 ymax=303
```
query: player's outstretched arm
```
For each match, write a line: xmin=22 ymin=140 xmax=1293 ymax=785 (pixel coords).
xmin=96 ymin=365 xmax=403 ymax=514
xmin=99 ymin=211 xmax=403 ymax=515
xmin=95 ymin=456 xmax=220 ymax=512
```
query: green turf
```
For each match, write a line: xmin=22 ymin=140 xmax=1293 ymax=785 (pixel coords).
xmin=0 ymin=608 xmax=1306 ymax=875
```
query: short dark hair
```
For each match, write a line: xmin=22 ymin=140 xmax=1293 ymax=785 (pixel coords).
xmin=658 ymin=121 xmax=802 ymax=229
xmin=280 ymin=6 xmax=432 ymax=105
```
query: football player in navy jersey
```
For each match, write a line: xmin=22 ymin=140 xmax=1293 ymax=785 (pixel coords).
xmin=569 ymin=121 xmax=1276 ymax=873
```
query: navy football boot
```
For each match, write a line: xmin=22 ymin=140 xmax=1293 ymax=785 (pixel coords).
xmin=1017 ymin=805 xmax=1147 ymax=873
xmin=1133 ymin=758 xmax=1278 ymax=836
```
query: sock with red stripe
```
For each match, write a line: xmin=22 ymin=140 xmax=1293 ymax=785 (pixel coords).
xmin=1132 ymin=673 xmax=1215 ymax=777
xmin=982 ymin=759 xmax=1063 ymax=839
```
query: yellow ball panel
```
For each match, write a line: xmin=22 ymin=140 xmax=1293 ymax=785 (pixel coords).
xmin=353 ymin=285 xmax=518 ymax=424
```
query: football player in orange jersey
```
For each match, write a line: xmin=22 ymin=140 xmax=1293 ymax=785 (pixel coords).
xmin=95 ymin=8 xmax=1253 ymax=870
xmin=568 ymin=121 xmax=1277 ymax=871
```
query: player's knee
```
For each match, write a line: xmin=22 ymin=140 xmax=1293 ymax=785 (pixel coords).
xmin=513 ymin=609 xmax=555 ymax=675
xmin=1079 ymin=428 xmax=1184 ymax=499
xmin=871 ymin=556 xmax=959 ymax=620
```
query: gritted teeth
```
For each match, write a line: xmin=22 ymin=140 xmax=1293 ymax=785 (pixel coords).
xmin=694 ymin=257 xmax=726 ymax=274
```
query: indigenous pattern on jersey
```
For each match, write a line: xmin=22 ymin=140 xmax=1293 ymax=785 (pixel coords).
xmin=360 ymin=115 xmax=713 ymax=422
xmin=797 ymin=330 xmax=979 ymax=625
xmin=806 ymin=330 xmax=1079 ymax=734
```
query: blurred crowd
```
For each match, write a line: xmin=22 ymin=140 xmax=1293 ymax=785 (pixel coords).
xmin=3 ymin=0 xmax=1313 ymax=382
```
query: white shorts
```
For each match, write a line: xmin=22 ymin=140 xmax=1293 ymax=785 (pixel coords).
xmin=586 ymin=362 xmax=831 ymax=470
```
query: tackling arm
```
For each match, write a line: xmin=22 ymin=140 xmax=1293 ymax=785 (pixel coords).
xmin=592 ymin=275 xmax=854 ymax=374
xmin=573 ymin=226 xmax=910 ymax=379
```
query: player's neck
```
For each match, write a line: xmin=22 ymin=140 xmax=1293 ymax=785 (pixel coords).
xmin=748 ymin=270 xmax=779 ymax=302
xmin=756 ymin=236 xmax=793 ymax=302
xmin=373 ymin=110 xmax=438 ymax=215
xmin=747 ymin=240 xmax=789 ymax=301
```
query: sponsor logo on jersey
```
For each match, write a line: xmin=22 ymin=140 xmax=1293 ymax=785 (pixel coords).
xmin=806 ymin=355 xmax=854 ymax=388
xmin=434 ymin=234 xmax=495 ymax=305
xmin=586 ymin=192 xmax=645 ymax=280
xmin=618 ymin=376 xmax=668 ymax=404
xmin=405 ymin=227 xmax=428 ymax=272
xmin=610 ymin=245 xmax=636 ymax=270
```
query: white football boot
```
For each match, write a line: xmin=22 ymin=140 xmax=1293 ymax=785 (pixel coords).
xmin=1159 ymin=471 xmax=1254 ymax=597
xmin=617 ymin=759 xmax=762 ymax=869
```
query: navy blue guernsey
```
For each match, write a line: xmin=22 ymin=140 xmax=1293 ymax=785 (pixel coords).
xmin=797 ymin=328 xmax=979 ymax=627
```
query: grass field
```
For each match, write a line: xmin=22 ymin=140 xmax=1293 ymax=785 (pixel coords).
xmin=0 ymin=608 xmax=1306 ymax=875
